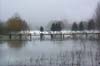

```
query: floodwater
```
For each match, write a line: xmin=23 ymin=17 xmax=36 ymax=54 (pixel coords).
xmin=0 ymin=39 xmax=100 ymax=66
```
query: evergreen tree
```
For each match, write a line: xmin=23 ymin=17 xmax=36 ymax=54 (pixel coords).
xmin=56 ymin=22 xmax=62 ymax=31
xmin=40 ymin=26 xmax=44 ymax=32
xmin=79 ymin=22 xmax=84 ymax=31
xmin=87 ymin=19 xmax=95 ymax=30
xmin=72 ymin=22 xmax=78 ymax=31
xmin=0 ymin=22 xmax=4 ymax=34
xmin=51 ymin=22 xmax=62 ymax=31
xmin=51 ymin=23 xmax=56 ymax=31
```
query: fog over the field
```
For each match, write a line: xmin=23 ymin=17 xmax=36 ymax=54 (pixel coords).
xmin=0 ymin=0 xmax=99 ymax=28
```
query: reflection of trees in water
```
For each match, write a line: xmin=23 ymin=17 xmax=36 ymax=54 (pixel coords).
xmin=0 ymin=41 xmax=4 ymax=44
xmin=71 ymin=40 xmax=96 ymax=66
xmin=78 ymin=40 xmax=100 ymax=66
xmin=96 ymin=41 xmax=100 ymax=66
xmin=71 ymin=40 xmax=83 ymax=66
xmin=7 ymin=41 xmax=26 ymax=48
xmin=97 ymin=41 xmax=100 ymax=48
xmin=5 ymin=40 xmax=99 ymax=66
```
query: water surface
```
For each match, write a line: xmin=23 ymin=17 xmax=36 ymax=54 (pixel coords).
xmin=0 ymin=40 xmax=100 ymax=66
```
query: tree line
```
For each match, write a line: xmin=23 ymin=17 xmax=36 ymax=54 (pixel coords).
xmin=0 ymin=1 xmax=100 ymax=34
xmin=71 ymin=19 xmax=95 ymax=31
xmin=49 ymin=1 xmax=100 ymax=32
xmin=40 ymin=0 xmax=100 ymax=32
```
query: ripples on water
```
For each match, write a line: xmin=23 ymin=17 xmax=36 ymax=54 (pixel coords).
xmin=0 ymin=40 xmax=100 ymax=66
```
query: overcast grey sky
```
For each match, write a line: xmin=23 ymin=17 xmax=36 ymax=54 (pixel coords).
xmin=0 ymin=0 xmax=99 ymax=27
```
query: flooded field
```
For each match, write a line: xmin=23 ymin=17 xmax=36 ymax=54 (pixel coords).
xmin=0 ymin=39 xmax=100 ymax=66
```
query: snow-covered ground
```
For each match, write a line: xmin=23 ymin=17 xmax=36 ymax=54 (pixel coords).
xmin=19 ymin=30 xmax=100 ymax=35
xmin=17 ymin=30 xmax=100 ymax=40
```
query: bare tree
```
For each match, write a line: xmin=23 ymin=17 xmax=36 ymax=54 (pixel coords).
xmin=95 ymin=2 xmax=100 ymax=30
